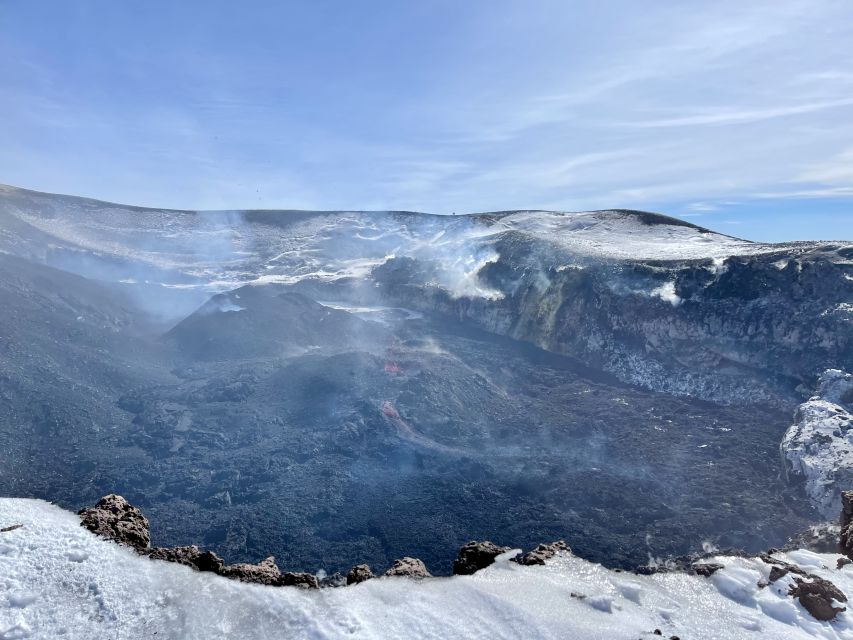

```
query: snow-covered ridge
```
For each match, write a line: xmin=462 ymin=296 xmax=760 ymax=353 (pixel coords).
xmin=1 ymin=499 xmax=853 ymax=639
xmin=783 ymin=370 xmax=853 ymax=519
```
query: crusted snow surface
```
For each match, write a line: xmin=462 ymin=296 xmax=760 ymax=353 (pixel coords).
xmin=2 ymin=499 xmax=853 ymax=639
xmin=782 ymin=370 xmax=853 ymax=519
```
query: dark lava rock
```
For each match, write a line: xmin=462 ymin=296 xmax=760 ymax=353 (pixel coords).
xmin=319 ymin=572 xmax=347 ymax=588
xmin=789 ymin=575 xmax=848 ymax=621
xmin=347 ymin=564 xmax=375 ymax=585
xmin=691 ymin=562 xmax=723 ymax=577
xmin=784 ymin=522 xmax=840 ymax=554
xmin=453 ymin=540 xmax=511 ymax=575
xmin=838 ymin=558 xmax=852 ymax=570
xmin=78 ymin=494 xmax=150 ymax=551
xmin=513 ymin=541 xmax=571 ymax=566
xmin=221 ymin=556 xmax=282 ymax=586
xmin=147 ymin=545 xmax=225 ymax=573
xmin=841 ymin=490 xmax=853 ymax=560
xmin=280 ymin=572 xmax=320 ymax=589
xmin=384 ymin=557 xmax=432 ymax=579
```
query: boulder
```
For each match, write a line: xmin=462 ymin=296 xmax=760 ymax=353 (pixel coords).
xmin=691 ymin=563 xmax=723 ymax=578
xmin=453 ymin=541 xmax=511 ymax=575
xmin=346 ymin=564 xmax=375 ymax=585
xmin=280 ymin=572 xmax=320 ymax=589
xmin=221 ymin=556 xmax=281 ymax=585
xmin=147 ymin=546 xmax=225 ymax=573
xmin=384 ymin=557 xmax=432 ymax=579
xmin=78 ymin=494 xmax=150 ymax=551
xmin=513 ymin=541 xmax=571 ymax=566
xmin=789 ymin=575 xmax=848 ymax=621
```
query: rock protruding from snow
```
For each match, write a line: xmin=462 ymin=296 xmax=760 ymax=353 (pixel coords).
xmin=789 ymin=574 xmax=848 ymax=621
xmin=782 ymin=370 xmax=853 ymax=518
xmin=147 ymin=545 xmax=225 ymax=573
xmin=384 ymin=557 xmax=432 ymax=579
xmin=78 ymin=494 xmax=150 ymax=551
xmin=841 ymin=490 xmax=853 ymax=561
xmin=221 ymin=556 xmax=282 ymax=586
xmin=513 ymin=540 xmax=571 ymax=566
xmin=346 ymin=564 xmax=375 ymax=585
xmin=453 ymin=541 xmax=511 ymax=575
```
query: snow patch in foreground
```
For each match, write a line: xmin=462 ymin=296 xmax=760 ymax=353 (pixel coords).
xmin=1 ymin=500 xmax=852 ymax=639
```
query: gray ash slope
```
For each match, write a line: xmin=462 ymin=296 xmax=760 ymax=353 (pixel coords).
xmin=1 ymin=184 xmax=851 ymax=575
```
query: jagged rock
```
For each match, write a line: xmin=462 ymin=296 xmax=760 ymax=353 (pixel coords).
xmin=691 ymin=562 xmax=723 ymax=577
xmin=78 ymin=494 xmax=150 ymax=551
xmin=319 ymin=572 xmax=347 ymax=588
xmin=513 ymin=541 xmax=571 ymax=566
xmin=841 ymin=490 xmax=853 ymax=560
xmin=761 ymin=554 xmax=807 ymax=584
xmin=782 ymin=370 xmax=853 ymax=518
xmin=789 ymin=575 xmax=848 ymax=621
xmin=839 ymin=558 xmax=852 ymax=570
xmin=221 ymin=556 xmax=281 ymax=585
xmin=453 ymin=540 xmax=511 ymax=575
xmin=346 ymin=564 xmax=375 ymax=585
xmin=280 ymin=572 xmax=319 ymax=589
xmin=147 ymin=545 xmax=225 ymax=573
xmin=784 ymin=522 xmax=840 ymax=554
xmin=384 ymin=557 xmax=432 ymax=579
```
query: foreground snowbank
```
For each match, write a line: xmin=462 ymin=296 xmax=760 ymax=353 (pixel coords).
xmin=1 ymin=499 xmax=852 ymax=640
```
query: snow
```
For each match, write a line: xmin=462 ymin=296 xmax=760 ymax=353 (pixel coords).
xmin=2 ymin=499 xmax=853 ymax=639
xmin=782 ymin=369 xmax=853 ymax=518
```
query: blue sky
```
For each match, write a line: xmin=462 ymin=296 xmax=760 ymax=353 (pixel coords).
xmin=1 ymin=0 xmax=852 ymax=241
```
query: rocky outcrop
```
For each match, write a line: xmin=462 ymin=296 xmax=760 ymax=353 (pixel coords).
xmin=453 ymin=541 xmax=511 ymax=575
xmin=146 ymin=546 xmax=225 ymax=573
xmin=78 ymin=494 xmax=150 ymax=551
xmin=384 ymin=557 xmax=432 ymax=579
xmin=781 ymin=370 xmax=853 ymax=519
xmin=784 ymin=522 xmax=840 ymax=554
xmin=346 ymin=564 xmax=375 ymax=585
xmin=221 ymin=556 xmax=282 ymax=585
xmin=79 ymin=495 xmax=318 ymax=588
xmin=280 ymin=572 xmax=320 ymax=589
xmin=513 ymin=541 xmax=571 ymax=566
xmin=841 ymin=490 xmax=853 ymax=560
xmin=789 ymin=575 xmax=848 ymax=621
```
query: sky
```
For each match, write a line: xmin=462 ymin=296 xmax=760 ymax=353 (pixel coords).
xmin=1 ymin=0 xmax=852 ymax=242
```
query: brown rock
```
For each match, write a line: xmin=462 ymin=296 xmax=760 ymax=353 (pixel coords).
xmin=221 ymin=556 xmax=281 ymax=585
xmin=453 ymin=541 xmax=511 ymax=575
xmin=513 ymin=540 xmax=571 ymax=566
xmin=346 ymin=564 xmax=375 ymax=585
xmin=384 ymin=557 xmax=432 ymax=579
xmin=280 ymin=572 xmax=320 ymax=589
xmin=78 ymin=494 xmax=150 ymax=551
xmin=147 ymin=545 xmax=225 ymax=573
xmin=789 ymin=575 xmax=848 ymax=621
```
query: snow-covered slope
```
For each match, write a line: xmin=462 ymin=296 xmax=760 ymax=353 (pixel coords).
xmin=1 ymin=499 xmax=852 ymax=640
xmin=783 ymin=370 xmax=853 ymax=519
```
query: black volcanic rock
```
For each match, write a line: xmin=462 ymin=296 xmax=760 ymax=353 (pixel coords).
xmin=453 ymin=541 xmax=511 ymax=575
xmin=78 ymin=494 xmax=150 ymax=551
xmin=164 ymin=287 xmax=388 ymax=361
xmin=840 ymin=490 xmax=853 ymax=560
xmin=147 ymin=546 xmax=225 ymax=573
